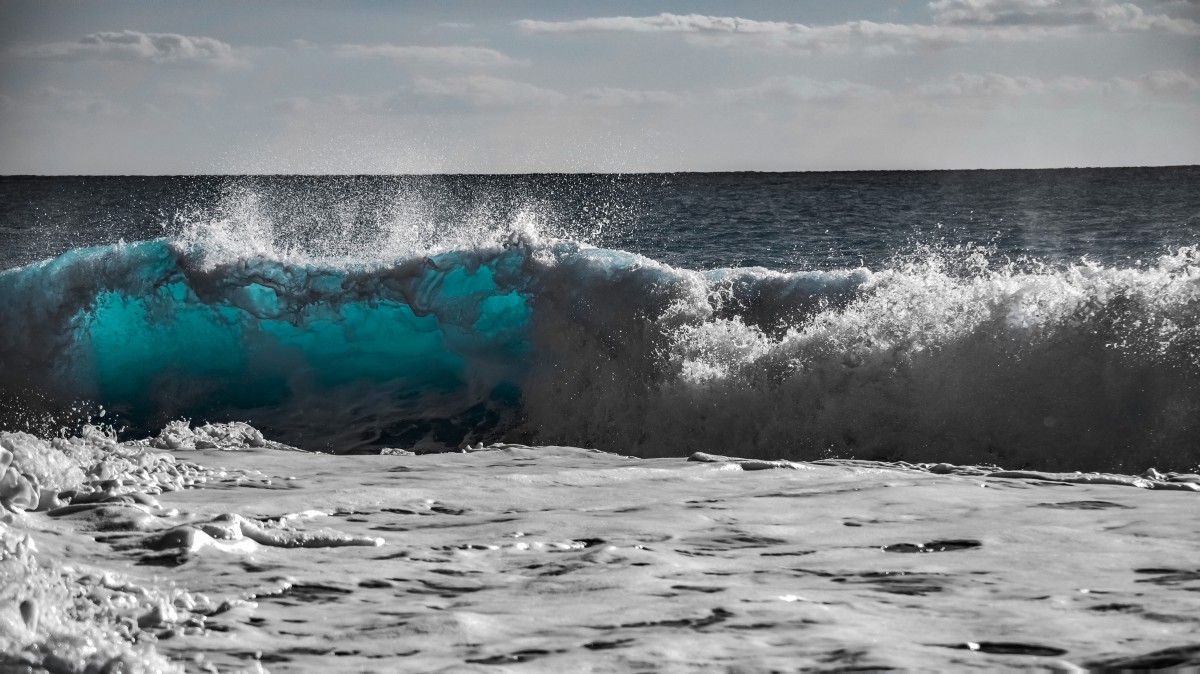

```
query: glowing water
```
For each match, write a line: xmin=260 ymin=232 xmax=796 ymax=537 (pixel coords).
xmin=1 ymin=239 xmax=535 ymax=450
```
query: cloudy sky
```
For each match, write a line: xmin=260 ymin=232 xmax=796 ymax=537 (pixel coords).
xmin=0 ymin=0 xmax=1197 ymax=173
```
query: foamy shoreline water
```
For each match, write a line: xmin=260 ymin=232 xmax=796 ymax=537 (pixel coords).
xmin=3 ymin=422 xmax=1199 ymax=672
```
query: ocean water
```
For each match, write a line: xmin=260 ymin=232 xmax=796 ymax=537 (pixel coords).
xmin=3 ymin=170 xmax=1200 ymax=674
xmin=1 ymin=168 xmax=1198 ymax=472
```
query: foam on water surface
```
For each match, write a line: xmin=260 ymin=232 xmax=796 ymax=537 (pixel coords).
xmin=1 ymin=422 xmax=1198 ymax=672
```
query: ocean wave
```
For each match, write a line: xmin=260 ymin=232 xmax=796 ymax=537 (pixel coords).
xmin=540 ymin=247 xmax=1200 ymax=473
xmin=1 ymin=221 xmax=1198 ymax=472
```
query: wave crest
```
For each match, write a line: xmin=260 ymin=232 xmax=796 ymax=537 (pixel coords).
xmin=1 ymin=225 xmax=1198 ymax=471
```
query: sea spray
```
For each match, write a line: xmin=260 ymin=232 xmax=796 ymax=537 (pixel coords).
xmin=526 ymin=246 xmax=1200 ymax=472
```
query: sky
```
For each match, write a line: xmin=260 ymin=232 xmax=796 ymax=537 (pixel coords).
xmin=0 ymin=0 xmax=1197 ymax=174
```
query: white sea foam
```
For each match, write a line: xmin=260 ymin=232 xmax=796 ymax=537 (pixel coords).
xmin=516 ymin=245 xmax=1200 ymax=471
xmin=4 ymin=419 xmax=1197 ymax=671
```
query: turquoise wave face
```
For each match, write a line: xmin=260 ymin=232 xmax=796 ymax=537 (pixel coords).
xmin=1 ymin=239 xmax=533 ymax=451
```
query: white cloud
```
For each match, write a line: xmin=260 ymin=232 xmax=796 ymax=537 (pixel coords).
xmin=13 ymin=30 xmax=243 ymax=67
xmin=266 ymin=84 xmax=687 ymax=118
xmin=918 ymin=70 xmax=1200 ymax=98
xmin=1140 ymin=68 xmax=1200 ymax=93
xmin=410 ymin=76 xmax=566 ymax=108
xmin=1117 ymin=68 xmax=1200 ymax=93
xmin=920 ymin=72 xmax=1064 ymax=96
xmin=515 ymin=3 xmax=1200 ymax=55
xmin=930 ymin=0 xmax=1200 ymax=32
xmin=271 ymin=93 xmax=387 ymax=115
xmin=575 ymin=87 xmax=684 ymax=106
xmin=1156 ymin=0 xmax=1200 ymax=22
xmin=517 ymin=13 xmax=1034 ymax=54
xmin=334 ymin=44 xmax=521 ymax=67
xmin=261 ymin=67 xmax=1197 ymax=127
xmin=515 ymin=14 xmax=797 ymax=35
xmin=25 ymin=86 xmax=126 ymax=116
xmin=719 ymin=76 xmax=886 ymax=103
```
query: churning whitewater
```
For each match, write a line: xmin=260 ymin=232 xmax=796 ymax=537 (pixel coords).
xmin=1 ymin=183 xmax=1197 ymax=472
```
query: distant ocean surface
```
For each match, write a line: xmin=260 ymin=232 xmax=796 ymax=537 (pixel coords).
xmin=1 ymin=168 xmax=1198 ymax=472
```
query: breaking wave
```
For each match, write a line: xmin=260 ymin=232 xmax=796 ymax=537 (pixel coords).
xmin=1 ymin=190 xmax=1198 ymax=473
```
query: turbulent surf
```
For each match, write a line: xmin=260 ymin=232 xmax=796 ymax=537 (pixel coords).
xmin=2 ymin=184 xmax=1197 ymax=472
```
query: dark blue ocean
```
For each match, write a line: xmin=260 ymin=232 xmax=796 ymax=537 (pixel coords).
xmin=1 ymin=169 xmax=1198 ymax=471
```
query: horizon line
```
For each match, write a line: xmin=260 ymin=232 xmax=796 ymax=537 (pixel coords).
xmin=2 ymin=164 xmax=1198 ymax=178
